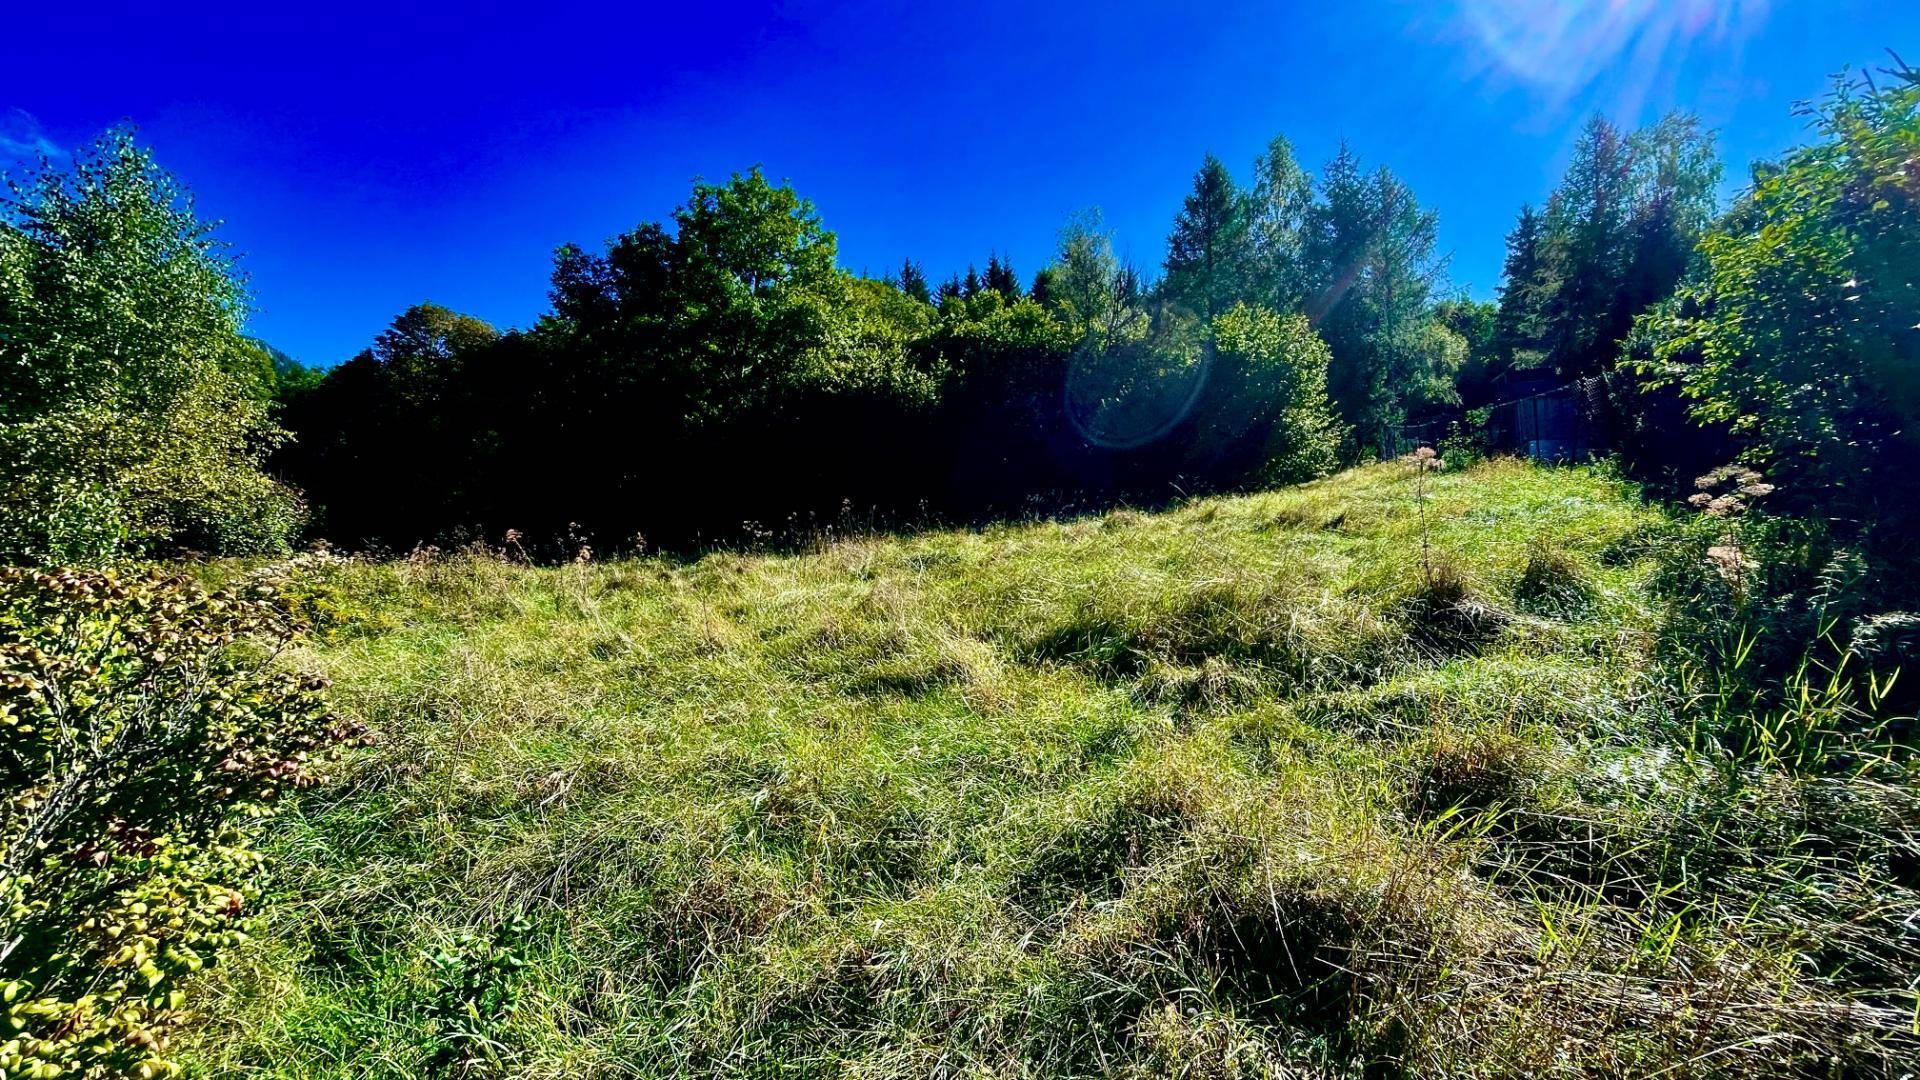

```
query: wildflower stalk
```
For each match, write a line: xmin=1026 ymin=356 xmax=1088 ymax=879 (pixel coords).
xmin=1406 ymin=446 xmax=1444 ymax=590
xmin=1688 ymin=464 xmax=1775 ymax=606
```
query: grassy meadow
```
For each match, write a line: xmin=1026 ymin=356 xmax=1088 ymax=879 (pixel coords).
xmin=178 ymin=460 xmax=1917 ymax=1078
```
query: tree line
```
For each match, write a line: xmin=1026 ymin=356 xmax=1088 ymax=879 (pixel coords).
xmin=1 ymin=56 xmax=1915 ymax=562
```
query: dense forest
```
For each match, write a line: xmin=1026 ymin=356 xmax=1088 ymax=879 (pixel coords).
xmin=1 ymin=61 xmax=1913 ymax=563
xmin=269 ymin=116 xmax=1731 ymax=551
xmin=2 ymin=49 xmax=1919 ymax=1080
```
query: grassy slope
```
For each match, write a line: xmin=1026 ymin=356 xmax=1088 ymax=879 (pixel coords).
xmin=182 ymin=461 xmax=1910 ymax=1077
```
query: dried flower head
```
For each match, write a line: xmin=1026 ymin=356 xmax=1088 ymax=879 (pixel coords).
xmin=1404 ymin=446 xmax=1445 ymax=472
xmin=1705 ymin=543 xmax=1751 ymax=582
xmin=1689 ymin=464 xmax=1774 ymax=517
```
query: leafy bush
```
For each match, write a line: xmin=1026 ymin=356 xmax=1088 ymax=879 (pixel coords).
xmin=1637 ymin=60 xmax=1920 ymax=532
xmin=0 ymin=566 xmax=357 ymax=1077
xmin=1204 ymin=303 xmax=1341 ymax=484
xmin=0 ymin=129 xmax=302 ymax=563
xmin=1434 ymin=407 xmax=1493 ymax=469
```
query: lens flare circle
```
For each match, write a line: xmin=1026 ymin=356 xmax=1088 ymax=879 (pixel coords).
xmin=1062 ymin=334 xmax=1214 ymax=451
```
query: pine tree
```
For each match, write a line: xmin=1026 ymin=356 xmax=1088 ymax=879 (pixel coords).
xmin=1509 ymin=111 xmax=1718 ymax=382
xmin=984 ymin=252 xmax=1021 ymax=300
xmin=898 ymin=258 xmax=931 ymax=305
xmin=1542 ymin=116 xmax=1636 ymax=379
xmin=1365 ymin=166 xmax=1451 ymax=423
xmin=1050 ymin=210 xmax=1122 ymax=335
xmin=1624 ymin=112 xmax=1720 ymax=316
xmin=1303 ymin=144 xmax=1378 ymax=441
xmin=1028 ymin=267 xmax=1055 ymax=310
xmin=961 ymin=264 xmax=983 ymax=299
xmin=1491 ymin=205 xmax=1556 ymax=373
xmin=1301 ymin=146 xmax=1445 ymax=452
xmin=1303 ymin=143 xmax=1371 ymax=324
xmin=1163 ymin=154 xmax=1253 ymax=319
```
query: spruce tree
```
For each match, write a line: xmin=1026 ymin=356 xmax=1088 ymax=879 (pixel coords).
xmin=1028 ymin=266 xmax=1055 ymax=309
xmin=1503 ymin=111 xmax=1719 ymax=383
xmin=1163 ymin=154 xmax=1253 ymax=318
xmin=984 ymin=253 xmax=1021 ymax=300
xmin=1302 ymin=146 xmax=1446 ymax=452
xmin=1542 ymin=116 xmax=1635 ymax=378
xmin=898 ymin=258 xmax=932 ymax=304
xmin=1491 ymin=205 xmax=1556 ymax=373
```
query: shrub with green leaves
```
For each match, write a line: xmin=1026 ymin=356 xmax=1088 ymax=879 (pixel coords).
xmin=1637 ymin=59 xmax=1920 ymax=530
xmin=0 ymin=567 xmax=356 ymax=1078
xmin=0 ymin=128 xmax=302 ymax=564
xmin=1204 ymin=303 xmax=1342 ymax=484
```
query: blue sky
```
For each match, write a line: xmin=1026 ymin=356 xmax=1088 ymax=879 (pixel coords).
xmin=4 ymin=2 xmax=1913 ymax=365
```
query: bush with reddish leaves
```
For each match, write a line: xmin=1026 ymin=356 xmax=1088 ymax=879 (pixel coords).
xmin=0 ymin=566 xmax=360 ymax=1078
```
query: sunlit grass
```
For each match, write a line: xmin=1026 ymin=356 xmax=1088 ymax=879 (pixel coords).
xmin=179 ymin=459 xmax=1917 ymax=1077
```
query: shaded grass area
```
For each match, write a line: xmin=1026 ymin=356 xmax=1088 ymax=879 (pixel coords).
xmin=181 ymin=461 xmax=1918 ymax=1077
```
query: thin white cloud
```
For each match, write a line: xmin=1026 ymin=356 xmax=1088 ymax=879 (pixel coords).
xmin=0 ymin=108 xmax=66 ymax=164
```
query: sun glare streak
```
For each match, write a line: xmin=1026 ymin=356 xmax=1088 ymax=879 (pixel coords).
xmin=1454 ymin=0 xmax=1768 ymax=112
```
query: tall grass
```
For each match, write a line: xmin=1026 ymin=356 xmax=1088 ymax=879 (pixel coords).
xmin=179 ymin=460 xmax=1917 ymax=1077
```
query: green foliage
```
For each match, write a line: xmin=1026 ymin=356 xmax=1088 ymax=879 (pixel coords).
xmin=1494 ymin=113 xmax=1721 ymax=386
xmin=1245 ymin=135 xmax=1316 ymax=312
xmin=1162 ymin=155 xmax=1253 ymax=320
xmin=1204 ymin=303 xmax=1340 ymax=483
xmin=1490 ymin=204 xmax=1557 ymax=376
xmin=0 ymin=129 xmax=302 ymax=563
xmin=0 ymin=566 xmax=356 ymax=1078
xmin=424 ymin=915 xmax=532 ymax=1078
xmin=1303 ymin=147 xmax=1451 ymax=452
xmin=892 ymin=258 xmax=931 ymax=305
xmin=1043 ymin=208 xmax=1126 ymax=337
xmin=275 ymin=304 xmax=502 ymax=545
xmin=283 ymin=169 xmax=1365 ymax=549
xmin=981 ymin=252 xmax=1021 ymax=301
xmin=1638 ymin=62 xmax=1920 ymax=527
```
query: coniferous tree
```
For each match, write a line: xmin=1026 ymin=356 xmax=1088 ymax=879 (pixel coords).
xmin=1028 ymin=266 xmax=1055 ymax=310
xmin=1163 ymin=154 xmax=1253 ymax=319
xmin=1624 ymin=112 xmax=1720 ymax=316
xmin=1543 ymin=116 xmax=1636 ymax=379
xmin=1492 ymin=111 xmax=1718 ymax=385
xmin=1304 ymin=143 xmax=1372 ymax=325
xmin=1049 ymin=210 xmax=1125 ymax=336
xmin=1491 ymin=205 xmax=1556 ymax=374
xmin=1366 ymin=166 xmax=1454 ymax=423
xmin=1302 ymin=146 xmax=1447 ymax=452
xmin=984 ymin=252 xmax=1021 ymax=300
xmin=898 ymin=258 xmax=932 ymax=305
xmin=961 ymin=264 xmax=983 ymax=299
